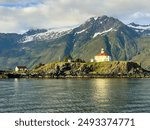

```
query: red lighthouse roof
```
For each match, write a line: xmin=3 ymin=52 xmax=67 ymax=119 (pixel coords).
xmin=96 ymin=53 xmax=109 ymax=56
xmin=96 ymin=48 xmax=109 ymax=56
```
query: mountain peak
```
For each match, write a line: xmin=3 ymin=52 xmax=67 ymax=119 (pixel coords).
xmin=129 ymin=22 xmax=140 ymax=27
xmin=90 ymin=15 xmax=109 ymax=20
xmin=79 ymin=15 xmax=124 ymax=34
xmin=128 ymin=22 xmax=150 ymax=28
xmin=86 ymin=15 xmax=111 ymax=22
xmin=24 ymin=29 xmax=48 ymax=36
xmin=128 ymin=22 xmax=150 ymax=36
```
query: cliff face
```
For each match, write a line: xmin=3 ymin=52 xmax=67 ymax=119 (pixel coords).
xmin=32 ymin=61 xmax=149 ymax=76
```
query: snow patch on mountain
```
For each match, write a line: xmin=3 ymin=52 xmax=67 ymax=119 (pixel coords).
xmin=21 ymin=36 xmax=33 ymax=43
xmin=48 ymin=27 xmax=73 ymax=32
xmin=93 ymin=28 xmax=116 ymax=38
xmin=76 ymin=29 xmax=87 ymax=34
xmin=128 ymin=23 xmax=150 ymax=36
xmin=94 ymin=16 xmax=99 ymax=20
xmin=128 ymin=24 xmax=150 ymax=30
xmin=19 ymin=27 xmax=72 ymax=43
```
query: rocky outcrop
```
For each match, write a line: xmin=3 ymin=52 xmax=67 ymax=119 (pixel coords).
xmin=1 ymin=61 xmax=149 ymax=79
xmin=30 ymin=61 xmax=150 ymax=78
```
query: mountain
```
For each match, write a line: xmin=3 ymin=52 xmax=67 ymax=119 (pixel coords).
xmin=20 ymin=27 xmax=72 ymax=43
xmin=0 ymin=15 xmax=149 ymax=70
xmin=70 ymin=16 xmax=139 ymax=61
xmin=128 ymin=22 xmax=150 ymax=36
xmin=127 ymin=23 xmax=150 ymax=70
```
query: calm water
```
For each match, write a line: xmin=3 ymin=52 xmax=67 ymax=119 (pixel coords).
xmin=0 ymin=78 xmax=150 ymax=113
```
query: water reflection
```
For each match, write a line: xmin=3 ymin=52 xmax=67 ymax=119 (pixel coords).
xmin=14 ymin=78 xmax=19 ymax=94
xmin=0 ymin=78 xmax=150 ymax=112
xmin=92 ymin=79 xmax=110 ymax=98
xmin=90 ymin=79 xmax=130 ymax=112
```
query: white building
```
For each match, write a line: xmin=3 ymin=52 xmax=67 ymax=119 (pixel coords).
xmin=15 ymin=66 xmax=27 ymax=72
xmin=90 ymin=59 xmax=94 ymax=62
xmin=94 ymin=48 xmax=111 ymax=62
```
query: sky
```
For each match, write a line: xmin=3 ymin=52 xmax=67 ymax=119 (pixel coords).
xmin=0 ymin=0 xmax=150 ymax=33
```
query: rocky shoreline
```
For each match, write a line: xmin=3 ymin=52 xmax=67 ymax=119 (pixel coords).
xmin=1 ymin=73 xmax=150 ymax=79
xmin=0 ymin=61 xmax=150 ymax=79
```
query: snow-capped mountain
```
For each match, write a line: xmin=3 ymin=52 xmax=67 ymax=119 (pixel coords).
xmin=0 ymin=15 xmax=150 ymax=70
xmin=20 ymin=16 xmax=137 ymax=44
xmin=74 ymin=15 xmax=124 ymax=38
xmin=19 ymin=27 xmax=73 ymax=43
xmin=128 ymin=22 xmax=150 ymax=36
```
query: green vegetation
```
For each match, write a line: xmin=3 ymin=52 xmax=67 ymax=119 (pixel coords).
xmin=31 ymin=61 xmax=148 ymax=76
xmin=1 ymin=61 xmax=149 ymax=79
xmin=131 ymin=36 xmax=150 ymax=70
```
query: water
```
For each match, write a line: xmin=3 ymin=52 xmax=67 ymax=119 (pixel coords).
xmin=0 ymin=78 xmax=150 ymax=113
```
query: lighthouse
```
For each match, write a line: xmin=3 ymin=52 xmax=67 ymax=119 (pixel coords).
xmin=94 ymin=48 xmax=111 ymax=62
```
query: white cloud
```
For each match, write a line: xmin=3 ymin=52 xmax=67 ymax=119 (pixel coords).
xmin=130 ymin=12 xmax=150 ymax=19
xmin=0 ymin=0 xmax=150 ymax=33
xmin=0 ymin=0 xmax=20 ymax=2
xmin=0 ymin=0 xmax=39 ymax=3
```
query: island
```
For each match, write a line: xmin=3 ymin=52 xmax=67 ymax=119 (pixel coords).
xmin=0 ymin=48 xmax=150 ymax=79
xmin=0 ymin=61 xmax=150 ymax=79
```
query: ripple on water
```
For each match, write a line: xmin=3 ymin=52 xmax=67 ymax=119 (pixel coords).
xmin=0 ymin=78 xmax=150 ymax=113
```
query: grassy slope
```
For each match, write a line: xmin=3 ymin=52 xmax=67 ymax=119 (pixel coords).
xmin=71 ymin=31 xmax=138 ymax=62
xmin=32 ymin=61 xmax=140 ymax=74
xmin=131 ymin=36 xmax=150 ymax=70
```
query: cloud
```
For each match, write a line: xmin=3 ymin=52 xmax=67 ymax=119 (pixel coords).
xmin=0 ymin=0 xmax=150 ymax=33
xmin=0 ymin=0 xmax=42 ymax=8
xmin=0 ymin=0 xmax=40 ymax=3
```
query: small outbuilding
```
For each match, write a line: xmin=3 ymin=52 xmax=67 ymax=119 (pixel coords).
xmin=15 ymin=66 xmax=27 ymax=72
